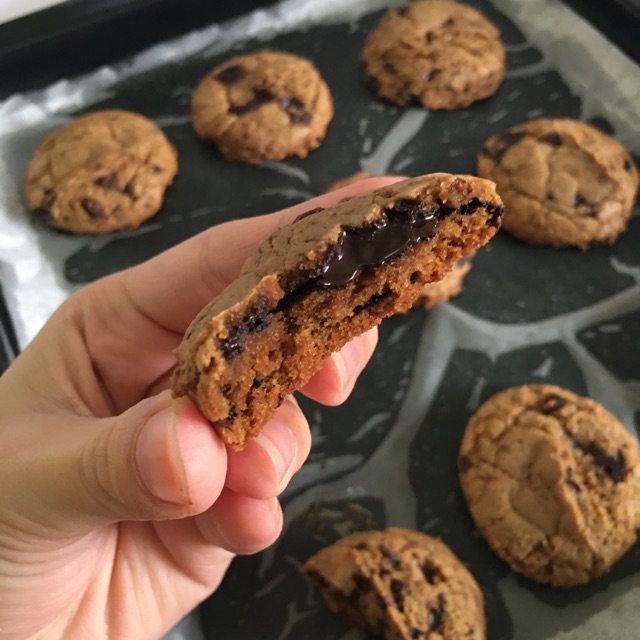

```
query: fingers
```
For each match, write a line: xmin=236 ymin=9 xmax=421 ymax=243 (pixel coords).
xmin=1 ymin=391 xmax=228 ymax=538
xmin=122 ymin=177 xmax=404 ymax=334
xmin=301 ymin=327 xmax=379 ymax=406
xmin=224 ymin=396 xmax=311 ymax=500
xmin=194 ymin=489 xmax=283 ymax=555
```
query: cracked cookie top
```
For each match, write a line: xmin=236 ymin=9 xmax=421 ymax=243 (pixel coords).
xmin=361 ymin=1 xmax=505 ymax=110
xmin=24 ymin=109 xmax=178 ymax=234
xmin=458 ymin=384 xmax=640 ymax=586
xmin=191 ymin=50 xmax=334 ymax=164
xmin=477 ymin=118 xmax=639 ymax=248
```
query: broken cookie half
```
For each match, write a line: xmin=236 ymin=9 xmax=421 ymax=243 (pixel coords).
xmin=171 ymin=173 xmax=503 ymax=449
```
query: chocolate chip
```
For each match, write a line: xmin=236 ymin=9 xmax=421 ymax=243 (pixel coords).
xmin=482 ymin=131 xmax=526 ymax=163
xmin=570 ymin=437 xmax=628 ymax=483
xmin=546 ymin=192 xmax=554 ymax=200
xmin=251 ymin=377 xmax=263 ymax=389
xmin=379 ymin=546 xmax=402 ymax=570
xmin=349 ymin=573 xmax=372 ymax=602
xmin=623 ymin=158 xmax=632 ymax=171
xmin=215 ymin=65 xmax=245 ymax=85
xmin=152 ymin=165 xmax=163 ymax=174
xmin=425 ymin=32 xmax=434 ymax=44
xmin=220 ymin=384 xmax=231 ymax=396
xmin=81 ymin=198 xmax=106 ymax=219
xmin=353 ymin=289 xmax=392 ymax=314
xmin=408 ymin=630 xmax=424 ymax=639
xmin=42 ymin=188 xmax=56 ymax=208
xmin=565 ymin=469 xmax=581 ymax=492
xmin=383 ymin=62 xmax=397 ymax=75
xmin=424 ymin=69 xmax=441 ymax=82
xmin=539 ymin=393 xmax=568 ymax=414
xmin=571 ymin=192 xmax=590 ymax=207
xmin=354 ymin=542 xmax=368 ymax=550
xmin=441 ymin=17 xmax=454 ymax=27
xmin=428 ymin=594 xmax=445 ymax=631
xmin=294 ymin=207 xmax=324 ymax=224
xmin=390 ymin=578 xmax=405 ymax=612
xmin=421 ymin=561 xmax=441 ymax=584
xmin=94 ymin=173 xmax=123 ymax=192
xmin=279 ymin=97 xmax=310 ymax=124
xmin=365 ymin=74 xmax=381 ymax=93
xmin=540 ymin=132 xmax=563 ymax=146
xmin=124 ymin=183 xmax=136 ymax=198
xmin=229 ymin=88 xmax=274 ymax=115
xmin=397 ymin=6 xmax=410 ymax=16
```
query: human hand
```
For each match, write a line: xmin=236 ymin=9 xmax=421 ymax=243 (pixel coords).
xmin=0 ymin=177 xmax=399 ymax=640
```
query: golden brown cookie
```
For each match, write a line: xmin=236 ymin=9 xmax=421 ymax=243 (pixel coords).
xmin=172 ymin=173 xmax=503 ymax=449
xmin=191 ymin=50 xmax=334 ymax=164
xmin=477 ymin=118 xmax=639 ymax=248
xmin=458 ymin=385 xmax=640 ymax=587
xmin=24 ymin=110 xmax=178 ymax=234
xmin=323 ymin=171 xmax=473 ymax=309
xmin=361 ymin=1 xmax=505 ymax=110
xmin=303 ymin=527 xmax=486 ymax=640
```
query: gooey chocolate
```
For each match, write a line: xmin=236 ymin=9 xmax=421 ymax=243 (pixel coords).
xmin=314 ymin=197 xmax=501 ymax=288
xmin=317 ymin=198 xmax=439 ymax=288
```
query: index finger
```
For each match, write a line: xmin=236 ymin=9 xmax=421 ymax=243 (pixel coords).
xmin=122 ymin=177 xmax=403 ymax=334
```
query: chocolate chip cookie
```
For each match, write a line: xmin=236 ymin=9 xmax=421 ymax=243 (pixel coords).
xmin=458 ymin=384 xmax=640 ymax=587
xmin=361 ymin=1 xmax=505 ymax=110
xmin=323 ymin=171 xmax=474 ymax=310
xmin=24 ymin=110 xmax=178 ymax=234
xmin=303 ymin=527 xmax=486 ymax=640
xmin=191 ymin=50 xmax=334 ymax=164
xmin=172 ymin=173 xmax=503 ymax=449
xmin=477 ymin=118 xmax=639 ymax=248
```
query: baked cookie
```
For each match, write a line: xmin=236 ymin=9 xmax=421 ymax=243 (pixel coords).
xmin=458 ymin=384 xmax=640 ymax=587
xmin=361 ymin=1 xmax=505 ymax=110
xmin=303 ymin=527 xmax=485 ymax=640
xmin=323 ymin=171 xmax=473 ymax=309
xmin=24 ymin=110 xmax=177 ymax=234
xmin=172 ymin=173 xmax=503 ymax=449
xmin=191 ymin=50 xmax=333 ymax=164
xmin=477 ymin=118 xmax=639 ymax=248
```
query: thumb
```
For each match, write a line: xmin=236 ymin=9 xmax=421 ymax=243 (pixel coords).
xmin=3 ymin=391 xmax=227 ymax=537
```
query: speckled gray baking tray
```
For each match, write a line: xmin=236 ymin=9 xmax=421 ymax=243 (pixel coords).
xmin=0 ymin=0 xmax=638 ymax=638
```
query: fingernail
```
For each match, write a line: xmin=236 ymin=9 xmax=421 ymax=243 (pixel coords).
xmin=136 ymin=406 xmax=191 ymax=505
xmin=254 ymin=420 xmax=298 ymax=485
xmin=331 ymin=339 xmax=362 ymax=391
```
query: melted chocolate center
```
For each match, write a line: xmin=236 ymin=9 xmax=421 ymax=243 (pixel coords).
xmin=317 ymin=199 xmax=439 ymax=288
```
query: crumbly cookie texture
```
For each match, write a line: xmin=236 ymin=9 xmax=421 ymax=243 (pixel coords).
xmin=191 ymin=50 xmax=334 ymax=164
xmin=323 ymin=170 xmax=474 ymax=309
xmin=458 ymin=384 xmax=640 ymax=587
xmin=303 ymin=527 xmax=486 ymax=640
xmin=361 ymin=1 xmax=505 ymax=110
xmin=24 ymin=110 xmax=178 ymax=234
xmin=172 ymin=173 xmax=503 ymax=449
xmin=477 ymin=118 xmax=639 ymax=249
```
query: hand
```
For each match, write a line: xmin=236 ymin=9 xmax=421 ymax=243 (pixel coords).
xmin=0 ymin=177 xmax=398 ymax=640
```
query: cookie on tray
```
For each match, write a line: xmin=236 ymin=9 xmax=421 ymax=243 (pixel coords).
xmin=323 ymin=171 xmax=474 ymax=309
xmin=458 ymin=384 xmax=640 ymax=587
xmin=191 ymin=50 xmax=334 ymax=164
xmin=24 ymin=110 xmax=178 ymax=234
xmin=477 ymin=118 xmax=639 ymax=248
xmin=361 ymin=1 xmax=505 ymax=110
xmin=303 ymin=527 xmax=486 ymax=640
xmin=172 ymin=173 xmax=503 ymax=449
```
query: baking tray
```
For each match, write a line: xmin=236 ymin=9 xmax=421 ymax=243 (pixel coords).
xmin=0 ymin=0 xmax=639 ymax=639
